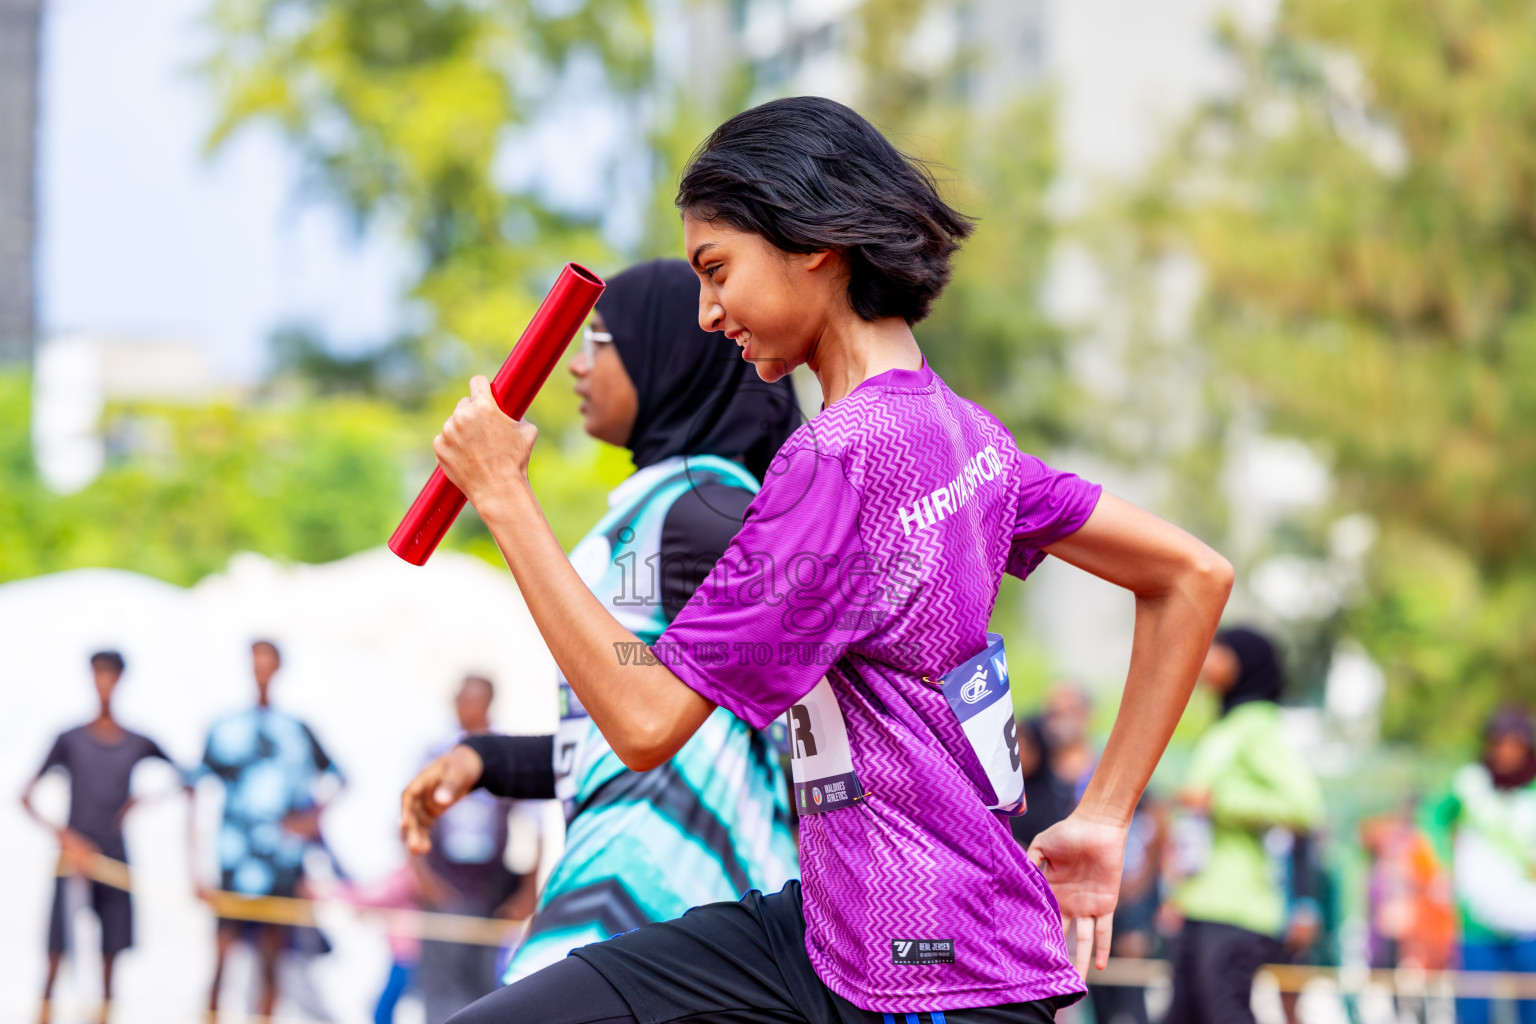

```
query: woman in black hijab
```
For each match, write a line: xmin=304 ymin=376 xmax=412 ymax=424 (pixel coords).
xmin=575 ymin=258 xmax=801 ymax=618
xmin=1207 ymin=626 xmax=1285 ymax=716
xmin=403 ymin=259 xmax=803 ymax=1006
xmin=582 ymin=258 xmax=798 ymax=483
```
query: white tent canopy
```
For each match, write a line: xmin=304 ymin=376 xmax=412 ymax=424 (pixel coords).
xmin=0 ymin=549 xmax=561 ymax=1023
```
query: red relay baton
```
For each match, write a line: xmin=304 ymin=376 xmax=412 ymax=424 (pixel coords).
xmin=389 ymin=262 xmax=606 ymax=565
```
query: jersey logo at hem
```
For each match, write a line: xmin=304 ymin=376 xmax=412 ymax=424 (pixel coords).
xmin=891 ymin=938 xmax=955 ymax=965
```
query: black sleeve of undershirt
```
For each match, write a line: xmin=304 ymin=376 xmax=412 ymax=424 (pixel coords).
xmin=658 ymin=483 xmax=754 ymax=621
xmin=461 ymin=734 xmax=557 ymax=800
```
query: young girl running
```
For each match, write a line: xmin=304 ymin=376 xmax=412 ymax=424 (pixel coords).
xmin=422 ymin=96 xmax=1233 ymax=1023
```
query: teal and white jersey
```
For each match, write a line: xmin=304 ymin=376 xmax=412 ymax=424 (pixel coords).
xmin=505 ymin=455 xmax=799 ymax=983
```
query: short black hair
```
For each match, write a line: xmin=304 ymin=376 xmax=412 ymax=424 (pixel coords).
xmin=677 ymin=96 xmax=974 ymax=325
xmin=90 ymin=650 xmax=125 ymax=675
xmin=251 ymin=639 xmax=282 ymax=663
xmin=461 ymin=675 xmax=495 ymax=699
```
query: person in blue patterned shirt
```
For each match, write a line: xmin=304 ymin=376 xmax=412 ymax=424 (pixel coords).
xmin=191 ymin=639 xmax=345 ymax=1021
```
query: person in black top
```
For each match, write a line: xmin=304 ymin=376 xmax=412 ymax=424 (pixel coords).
xmin=20 ymin=650 xmax=185 ymax=1024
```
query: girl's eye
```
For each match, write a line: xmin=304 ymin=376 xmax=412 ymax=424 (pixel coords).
xmin=705 ymin=263 xmax=722 ymax=280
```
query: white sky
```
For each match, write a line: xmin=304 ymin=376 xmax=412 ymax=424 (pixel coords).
xmin=35 ymin=0 xmax=415 ymax=380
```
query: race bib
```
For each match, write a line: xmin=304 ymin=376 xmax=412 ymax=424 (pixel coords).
xmin=787 ymin=676 xmax=863 ymax=815
xmin=937 ymin=633 xmax=1023 ymax=814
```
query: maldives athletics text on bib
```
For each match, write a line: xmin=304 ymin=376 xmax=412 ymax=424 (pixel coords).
xmin=786 ymin=675 xmax=864 ymax=815
xmin=937 ymin=633 xmax=1024 ymax=813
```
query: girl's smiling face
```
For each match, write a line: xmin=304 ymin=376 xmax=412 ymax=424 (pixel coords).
xmin=684 ymin=215 xmax=840 ymax=383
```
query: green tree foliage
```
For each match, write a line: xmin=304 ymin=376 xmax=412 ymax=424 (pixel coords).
xmin=3 ymin=0 xmax=1071 ymax=592
xmin=918 ymin=98 xmax=1072 ymax=448
xmin=205 ymin=0 xmax=647 ymax=366
xmin=0 ymin=370 xmax=413 ymax=584
xmin=204 ymin=0 xmax=658 ymax=552
xmin=1134 ymin=1 xmax=1536 ymax=745
xmin=0 ymin=373 xmax=58 ymax=582
xmin=202 ymin=0 xmax=1073 ymax=530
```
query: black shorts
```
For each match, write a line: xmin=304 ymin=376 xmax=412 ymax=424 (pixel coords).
xmin=449 ymin=882 xmax=1063 ymax=1024
xmin=48 ymin=876 xmax=133 ymax=956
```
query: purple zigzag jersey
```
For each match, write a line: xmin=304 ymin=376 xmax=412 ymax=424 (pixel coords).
xmin=661 ymin=361 xmax=1101 ymax=1013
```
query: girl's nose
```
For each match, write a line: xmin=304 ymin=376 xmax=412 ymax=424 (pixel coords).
xmin=699 ymin=297 xmax=724 ymax=333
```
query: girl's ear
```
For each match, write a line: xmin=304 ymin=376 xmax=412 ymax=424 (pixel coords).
xmin=801 ymin=249 xmax=835 ymax=271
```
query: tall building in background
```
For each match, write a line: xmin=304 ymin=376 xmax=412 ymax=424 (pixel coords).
xmin=970 ymin=0 xmax=1048 ymax=108
xmin=0 ymin=0 xmax=40 ymax=363
xmin=683 ymin=0 xmax=1048 ymax=108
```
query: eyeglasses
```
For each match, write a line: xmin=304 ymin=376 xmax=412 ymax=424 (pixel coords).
xmin=581 ymin=325 xmax=613 ymax=363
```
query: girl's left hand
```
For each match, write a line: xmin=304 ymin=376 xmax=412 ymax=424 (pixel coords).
xmin=1029 ymin=810 xmax=1128 ymax=978
xmin=434 ymin=375 xmax=539 ymax=508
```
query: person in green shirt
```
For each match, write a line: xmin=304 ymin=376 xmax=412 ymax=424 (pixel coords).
xmin=1421 ymin=704 xmax=1536 ymax=1024
xmin=1164 ymin=627 xmax=1325 ymax=1024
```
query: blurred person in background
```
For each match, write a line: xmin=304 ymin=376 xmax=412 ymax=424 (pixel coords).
xmin=20 ymin=650 xmax=184 ymax=1024
xmin=1010 ymin=686 xmax=1167 ymax=1024
xmin=400 ymin=258 xmax=800 ymax=993
xmin=1362 ymin=800 xmax=1455 ymax=973
xmin=1361 ymin=801 xmax=1455 ymax=1024
xmin=1086 ymin=790 xmax=1166 ymax=1024
xmin=1272 ymin=829 xmax=1339 ymax=1024
xmin=1009 ymin=684 xmax=1095 ymax=849
xmin=1009 ymin=697 xmax=1088 ymax=1022
xmin=1011 ymin=714 xmax=1077 ymax=851
xmin=1043 ymin=685 xmax=1097 ymax=795
xmin=277 ymin=836 xmax=350 ymax=1022
xmin=416 ymin=675 xmax=540 ymax=1024
xmin=1422 ymin=704 xmax=1536 ymax=1024
xmin=313 ymin=844 xmax=447 ymax=1024
xmin=190 ymin=639 xmax=345 ymax=1022
xmin=276 ymin=919 xmax=340 ymax=1023
xmin=1163 ymin=626 xmax=1324 ymax=1024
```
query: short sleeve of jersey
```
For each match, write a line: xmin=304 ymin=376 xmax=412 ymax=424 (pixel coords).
xmin=301 ymin=723 xmax=343 ymax=783
xmin=660 ymin=446 xmax=872 ymax=730
xmin=1006 ymin=452 xmax=1102 ymax=579
xmin=38 ymin=733 xmax=68 ymax=777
